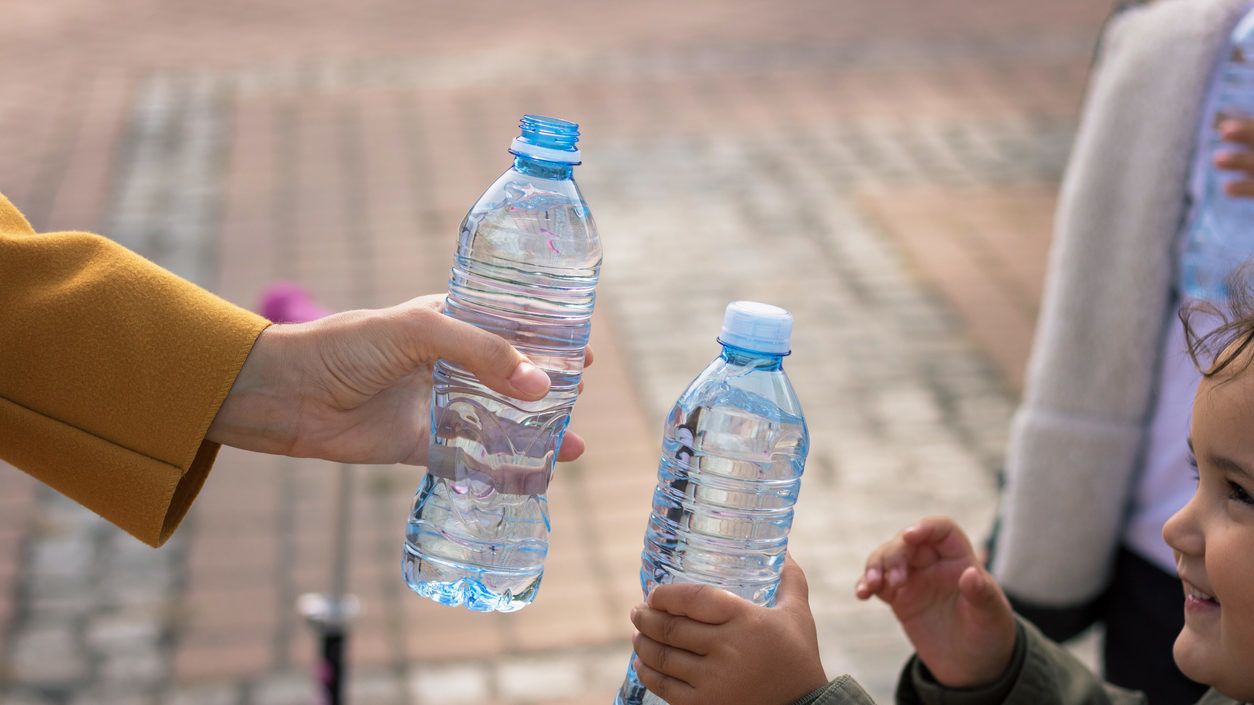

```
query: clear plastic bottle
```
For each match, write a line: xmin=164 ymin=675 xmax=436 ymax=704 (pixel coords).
xmin=615 ymin=302 xmax=809 ymax=705
xmin=402 ymin=115 xmax=601 ymax=613
xmin=1179 ymin=10 xmax=1254 ymax=302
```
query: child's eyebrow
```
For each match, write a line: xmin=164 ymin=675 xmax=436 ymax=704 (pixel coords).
xmin=1208 ymin=453 xmax=1254 ymax=482
xmin=1187 ymin=438 xmax=1254 ymax=480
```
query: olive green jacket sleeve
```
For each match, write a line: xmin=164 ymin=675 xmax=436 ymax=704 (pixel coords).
xmin=0 ymin=192 xmax=270 ymax=547
xmin=792 ymin=619 xmax=1237 ymax=705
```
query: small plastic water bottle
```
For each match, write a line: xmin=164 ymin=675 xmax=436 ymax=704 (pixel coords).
xmin=1180 ymin=10 xmax=1254 ymax=302
xmin=615 ymin=302 xmax=809 ymax=705
xmin=402 ymin=115 xmax=601 ymax=612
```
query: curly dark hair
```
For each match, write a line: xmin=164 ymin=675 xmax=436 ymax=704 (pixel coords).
xmin=1182 ymin=274 xmax=1254 ymax=378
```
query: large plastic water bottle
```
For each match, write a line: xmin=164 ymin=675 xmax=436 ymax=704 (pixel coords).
xmin=615 ymin=302 xmax=809 ymax=705
xmin=402 ymin=115 xmax=601 ymax=613
xmin=1180 ymin=10 xmax=1254 ymax=302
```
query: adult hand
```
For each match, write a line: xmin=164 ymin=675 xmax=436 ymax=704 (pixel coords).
xmin=855 ymin=516 xmax=1017 ymax=689
xmin=206 ymin=294 xmax=591 ymax=465
xmin=1215 ymin=118 xmax=1254 ymax=197
xmin=629 ymin=555 xmax=828 ymax=705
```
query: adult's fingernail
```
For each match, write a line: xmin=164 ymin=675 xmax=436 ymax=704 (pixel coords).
xmin=866 ymin=567 xmax=881 ymax=585
xmin=509 ymin=361 xmax=550 ymax=397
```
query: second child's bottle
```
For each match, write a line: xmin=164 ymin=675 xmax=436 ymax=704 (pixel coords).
xmin=1180 ymin=10 xmax=1254 ymax=302
xmin=615 ymin=302 xmax=809 ymax=705
xmin=402 ymin=115 xmax=602 ymax=613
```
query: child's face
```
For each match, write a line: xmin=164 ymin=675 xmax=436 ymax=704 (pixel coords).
xmin=1163 ymin=359 xmax=1254 ymax=700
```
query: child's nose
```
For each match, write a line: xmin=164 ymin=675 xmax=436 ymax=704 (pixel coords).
xmin=1163 ymin=498 xmax=1204 ymax=557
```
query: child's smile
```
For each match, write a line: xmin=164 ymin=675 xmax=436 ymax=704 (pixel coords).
xmin=1181 ymin=576 xmax=1220 ymax=613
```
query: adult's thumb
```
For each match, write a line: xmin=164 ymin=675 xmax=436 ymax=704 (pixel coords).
xmin=411 ymin=304 xmax=551 ymax=401
xmin=776 ymin=554 xmax=811 ymax=610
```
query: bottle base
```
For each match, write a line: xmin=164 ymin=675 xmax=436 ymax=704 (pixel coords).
xmin=402 ymin=551 xmax=541 ymax=613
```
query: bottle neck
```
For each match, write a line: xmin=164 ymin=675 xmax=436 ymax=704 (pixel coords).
xmin=719 ymin=343 xmax=785 ymax=371
xmin=513 ymin=154 xmax=574 ymax=180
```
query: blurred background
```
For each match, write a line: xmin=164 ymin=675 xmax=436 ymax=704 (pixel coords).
xmin=0 ymin=1 xmax=1110 ymax=703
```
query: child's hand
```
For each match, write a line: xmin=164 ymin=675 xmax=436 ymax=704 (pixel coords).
xmin=1215 ymin=118 xmax=1254 ymax=197
xmin=629 ymin=555 xmax=828 ymax=705
xmin=855 ymin=516 xmax=1016 ymax=689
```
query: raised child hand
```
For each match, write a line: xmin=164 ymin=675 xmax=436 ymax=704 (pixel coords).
xmin=1215 ymin=118 xmax=1254 ymax=197
xmin=855 ymin=516 xmax=1016 ymax=688
xmin=629 ymin=555 xmax=828 ymax=705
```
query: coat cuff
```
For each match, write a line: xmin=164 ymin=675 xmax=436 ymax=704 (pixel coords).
xmin=899 ymin=622 xmax=1026 ymax=705
xmin=789 ymin=675 xmax=877 ymax=705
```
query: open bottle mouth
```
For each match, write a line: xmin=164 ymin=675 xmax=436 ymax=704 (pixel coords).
xmin=510 ymin=114 xmax=582 ymax=164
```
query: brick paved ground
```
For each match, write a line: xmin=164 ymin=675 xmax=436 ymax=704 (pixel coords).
xmin=0 ymin=1 xmax=1111 ymax=703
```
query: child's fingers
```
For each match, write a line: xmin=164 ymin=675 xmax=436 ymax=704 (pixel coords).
xmin=647 ymin=583 xmax=744 ymax=626
xmin=631 ymin=604 xmax=716 ymax=655
xmin=1220 ymin=118 xmax=1254 ymax=145
xmin=902 ymin=516 xmax=975 ymax=562
xmin=776 ymin=554 xmax=812 ymax=612
xmin=855 ymin=548 xmax=884 ymax=599
xmin=856 ymin=536 xmax=907 ymax=600
xmin=957 ymin=565 xmax=1008 ymax=614
xmin=1225 ymin=179 xmax=1254 ymax=198
xmin=1215 ymin=150 xmax=1254 ymax=175
xmin=634 ymin=658 xmax=698 ymax=705
xmin=858 ymin=517 xmax=977 ymax=600
xmin=633 ymin=632 xmax=703 ymax=685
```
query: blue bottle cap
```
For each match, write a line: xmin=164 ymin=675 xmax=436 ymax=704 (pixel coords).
xmin=510 ymin=114 xmax=582 ymax=164
xmin=718 ymin=301 xmax=793 ymax=355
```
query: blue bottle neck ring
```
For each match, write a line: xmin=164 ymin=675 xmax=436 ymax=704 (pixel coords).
xmin=512 ymin=154 xmax=575 ymax=179
xmin=718 ymin=339 xmax=788 ymax=370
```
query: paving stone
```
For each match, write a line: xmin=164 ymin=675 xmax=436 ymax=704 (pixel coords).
xmin=0 ymin=692 xmax=58 ymax=705
xmin=496 ymin=655 xmax=586 ymax=702
xmin=68 ymin=687 xmax=157 ymax=705
xmin=407 ymin=662 xmax=492 ymax=705
xmin=251 ymin=672 xmax=319 ymax=705
xmin=588 ymin=648 xmax=634 ymax=694
xmin=28 ymin=536 xmax=93 ymax=579
xmin=10 ymin=625 xmax=89 ymax=686
xmin=346 ymin=671 xmax=406 ymax=705
xmin=85 ymin=612 xmax=164 ymax=653
xmin=164 ymin=684 xmax=241 ymax=705
xmin=98 ymin=649 xmax=166 ymax=686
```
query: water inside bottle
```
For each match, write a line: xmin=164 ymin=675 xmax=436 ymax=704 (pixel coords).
xmin=618 ymin=340 xmax=807 ymax=705
xmin=402 ymin=472 xmax=549 ymax=612
xmin=644 ymin=389 xmax=806 ymax=606
xmin=404 ymin=189 xmax=598 ymax=611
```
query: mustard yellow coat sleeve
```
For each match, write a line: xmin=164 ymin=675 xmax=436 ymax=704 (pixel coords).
xmin=0 ymin=193 xmax=270 ymax=547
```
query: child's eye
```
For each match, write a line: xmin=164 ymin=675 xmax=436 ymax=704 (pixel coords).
xmin=1187 ymin=453 xmax=1200 ymax=482
xmin=1228 ymin=480 xmax=1254 ymax=506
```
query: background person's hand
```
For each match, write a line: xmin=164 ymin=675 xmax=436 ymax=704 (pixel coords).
xmin=855 ymin=516 xmax=1016 ymax=689
xmin=207 ymin=294 xmax=591 ymax=465
xmin=628 ymin=555 xmax=828 ymax=705
xmin=1214 ymin=118 xmax=1254 ymax=197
